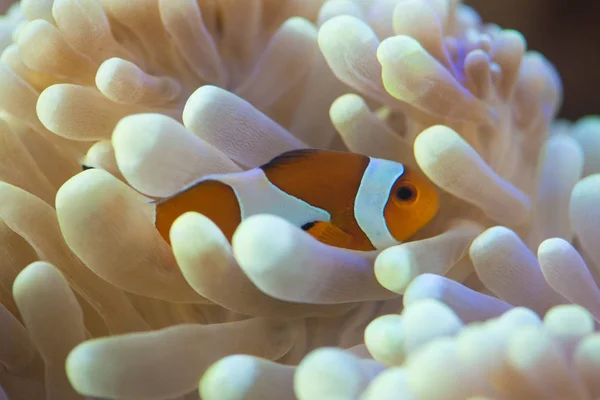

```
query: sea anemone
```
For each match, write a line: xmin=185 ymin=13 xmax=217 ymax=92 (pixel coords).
xmin=0 ymin=0 xmax=599 ymax=399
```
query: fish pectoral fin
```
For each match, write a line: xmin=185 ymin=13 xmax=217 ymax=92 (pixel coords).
xmin=302 ymin=221 xmax=353 ymax=248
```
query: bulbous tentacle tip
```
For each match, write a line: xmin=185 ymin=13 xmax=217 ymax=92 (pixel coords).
xmin=375 ymin=246 xmax=420 ymax=294
xmin=414 ymin=125 xmax=531 ymax=227
xmin=96 ymin=57 xmax=182 ymax=105
xmin=574 ymin=334 xmax=600 ymax=397
xmin=200 ymin=355 xmax=296 ymax=400
xmin=538 ymin=237 xmax=600 ymax=321
xmin=375 ymin=221 xmax=483 ymax=294
xmin=183 ymin=85 xmax=306 ymax=168
xmin=400 ymin=298 xmax=463 ymax=351
xmin=317 ymin=0 xmax=364 ymax=27
xmin=112 ymin=112 xmax=239 ymax=197
xmin=364 ymin=314 xmax=405 ymax=367
xmin=233 ymin=214 xmax=394 ymax=304
xmin=56 ymin=168 xmax=203 ymax=303
xmin=318 ymin=15 xmax=398 ymax=106
xmin=235 ymin=16 xmax=319 ymax=110
xmin=543 ymin=304 xmax=595 ymax=337
xmin=13 ymin=261 xmax=86 ymax=365
xmin=571 ymin=116 xmax=600 ymax=176
xmin=377 ymin=35 xmax=494 ymax=125
xmin=38 ymin=83 xmax=141 ymax=141
xmin=361 ymin=367 xmax=414 ymax=400
xmin=330 ymin=93 xmax=414 ymax=162
xmin=570 ymin=174 xmax=600 ymax=266
xmin=470 ymin=226 xmax=568 ymax=314
xmin=295 ymin=347 xmax=385 ymax=400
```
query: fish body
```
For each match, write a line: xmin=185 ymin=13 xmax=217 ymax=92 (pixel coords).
xmin=153 ymin=149 xmax=439 ymax=251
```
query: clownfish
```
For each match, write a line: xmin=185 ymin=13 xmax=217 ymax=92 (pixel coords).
xmin=152 ymin=149 xmax=439 ymax=251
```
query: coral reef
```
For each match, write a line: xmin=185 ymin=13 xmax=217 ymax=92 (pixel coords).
xmin=0 ymin=0 xmax=598 ymax=399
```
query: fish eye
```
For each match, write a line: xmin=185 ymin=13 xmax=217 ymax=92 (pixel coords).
xmin=395 ymin=184 xmax=416 ymax=202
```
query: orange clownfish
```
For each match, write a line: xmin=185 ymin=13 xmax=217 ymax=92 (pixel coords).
xmin=152 ymin=149 xmax=439 ymax=251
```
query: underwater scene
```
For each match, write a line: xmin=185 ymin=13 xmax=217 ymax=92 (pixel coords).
xmin=0 ymin=0 xmax=599 ymax=399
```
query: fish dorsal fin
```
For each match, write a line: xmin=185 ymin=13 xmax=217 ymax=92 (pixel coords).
xmin=260 ymin=148 xmax=321 ymax=172
xmin=260 ymin=148 xmax=369 ymax=184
